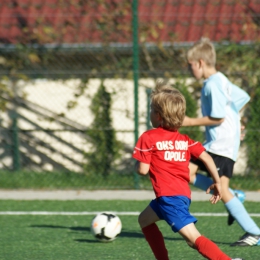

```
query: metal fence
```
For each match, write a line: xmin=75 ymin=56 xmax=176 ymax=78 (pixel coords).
xmin=0 ymin=0 xmax=260 ymax=190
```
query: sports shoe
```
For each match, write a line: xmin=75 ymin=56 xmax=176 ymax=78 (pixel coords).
xmin=227 ymin=190 xmax=246 ymax=226
xmin=230 ymin=232 xmax=260 ymax=246
xmin=234 ymin=190 xmax=246 ymax=203
xmin=231 ymin=258 xmax=244 ymax=260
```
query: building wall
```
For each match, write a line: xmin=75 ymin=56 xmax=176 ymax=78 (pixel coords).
xmin=0 ymin=78 xmax=246 ymax=174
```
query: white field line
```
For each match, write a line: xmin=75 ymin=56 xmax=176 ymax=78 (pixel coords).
xmin=0 ymin=211 xmax=259 ymax=217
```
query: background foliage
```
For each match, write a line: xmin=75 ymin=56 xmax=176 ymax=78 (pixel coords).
xmin=0 ymin=1 xmax=260 ymax=189
xmin=84 ymin=82 xmax=123 ymax=177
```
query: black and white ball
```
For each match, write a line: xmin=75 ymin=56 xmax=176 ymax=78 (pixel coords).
xmin=90 ymin=212 xmax=122 ymax=242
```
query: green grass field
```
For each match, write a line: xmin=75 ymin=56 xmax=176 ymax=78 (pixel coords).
xmin=1 ymin=171 xmax=260 ymax=190
xmin=0 ymin=200 xmax=259 ymax=260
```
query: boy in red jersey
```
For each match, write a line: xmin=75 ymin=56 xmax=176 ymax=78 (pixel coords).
xmin=132 ymin=84 xmax=243 ymax=260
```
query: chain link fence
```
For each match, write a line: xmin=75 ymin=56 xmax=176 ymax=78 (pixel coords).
xmin=0 ymin=0 xmax=260 ymax=190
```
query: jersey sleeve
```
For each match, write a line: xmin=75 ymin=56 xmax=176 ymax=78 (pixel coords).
xmin=231 ymin=84 xmax=250 ymax=112
xmin=132 ymin=132 xmax=153 ymax=164
xmin=204 ymin=81 xmax=226 ymax=118
xmin=188 ymin=138 xmax=206 ymax=159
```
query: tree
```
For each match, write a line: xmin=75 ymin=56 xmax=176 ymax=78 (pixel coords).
xmin=244 ymin=76 xmax=260 ymax=177
xmin=174 ymin=80 xmax=204 ymax=143
xmin=84 ymin=82 xmax=122 ymax=177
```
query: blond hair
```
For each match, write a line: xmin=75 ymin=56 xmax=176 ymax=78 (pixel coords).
xmin=151 ymin=81 xmax=186 ymax=130
xmin=187 ymin=37 xmax=216 ymax=67
xmin=152 ymin=79 xmax=180 ymax=95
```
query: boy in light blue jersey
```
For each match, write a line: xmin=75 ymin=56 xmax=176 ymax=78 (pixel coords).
xmin=201 ymin=72 xmax=247 ymax=161
xmin=183 ymin=37 xmax=260 ymax=247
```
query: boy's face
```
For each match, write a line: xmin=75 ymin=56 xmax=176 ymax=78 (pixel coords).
xmin=188 ymin=60 xmax=203 ymax=80
xmin=150 ymin=105 xmax=161 ymax=128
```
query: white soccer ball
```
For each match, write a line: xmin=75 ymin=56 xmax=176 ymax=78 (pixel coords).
xmin=90 ymin=212 xmax=122 ymax=242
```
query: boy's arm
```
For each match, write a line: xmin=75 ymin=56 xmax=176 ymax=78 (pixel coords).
xmin=182 ymin=116 xmax=224 ymax=127
xmin=135 ymin=160 xmax=150 ymax=175
xmin=231 ymin=84 xmax=250 ymax=112
xmin=197 ymin=151 xmax=222 ymax=204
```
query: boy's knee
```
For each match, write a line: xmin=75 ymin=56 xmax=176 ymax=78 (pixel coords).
xmin=138 ymin=205 xmax=160 ymax=228
xmin=138 ymin=211 xmax=150 ymax=228
xmin=189 ymin=174 xmax=196 ymax=184
xmin=186 ymin=240 xmax=196 ymax=249
xmin=138 ymin=212 xmax=145 ymax=227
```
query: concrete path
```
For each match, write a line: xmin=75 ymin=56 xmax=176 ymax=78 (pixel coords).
xmin=0 ymin=189 xmax=259 ymax=201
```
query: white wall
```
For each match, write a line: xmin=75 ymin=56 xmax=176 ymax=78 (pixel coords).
xmin=1 ymin=78 xmax=246 ymax=174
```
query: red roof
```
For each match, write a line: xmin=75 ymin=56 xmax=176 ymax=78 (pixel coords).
xmin=0 ymin=0 xmax=260 ymax=44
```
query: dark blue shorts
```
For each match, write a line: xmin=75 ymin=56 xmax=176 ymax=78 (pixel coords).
xmin=150 ymin=196 xmax=197 ymax=232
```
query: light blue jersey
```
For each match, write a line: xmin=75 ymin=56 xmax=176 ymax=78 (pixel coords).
xmin=201 ymin=72 xmax=250 ymax=161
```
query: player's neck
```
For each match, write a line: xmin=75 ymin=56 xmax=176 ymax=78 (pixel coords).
xmin=203 ymin=67 xmax=217 ymax=79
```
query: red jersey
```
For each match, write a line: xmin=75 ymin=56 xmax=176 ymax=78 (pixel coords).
xmin=132 ymin=127 xmax=205 ymax=198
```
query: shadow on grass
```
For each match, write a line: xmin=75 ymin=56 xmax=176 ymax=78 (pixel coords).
xmin=30 ymin=224 xmax=146 ymax=241
xmin=31 ymin=224 xmax=89 ymax=231
xmin=31 ymin=224 xmax=227 ymax=245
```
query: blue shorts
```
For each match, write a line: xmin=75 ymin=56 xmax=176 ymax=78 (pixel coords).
xmin=150 ymin=196 xmax=197 ymax=232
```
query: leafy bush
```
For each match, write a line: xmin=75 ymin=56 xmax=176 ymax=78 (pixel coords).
xmin=244 ymin=76 xmax=260 ymax=177
xmin=84 ymin=82 xmax=122 ymax=176
xmin=174 ymin=80 xmax=204 ymax=143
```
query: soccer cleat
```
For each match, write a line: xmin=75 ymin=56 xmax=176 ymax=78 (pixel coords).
xmin=231 ymin=258 xmax=244 ymax=260
xmin=228 ymin=213 xmax=235 ymax=226
xmin=227 ymin=190 xmax=246 ymax=226
xmin=230 ymin=232 xmax=260 ymax=246
xmin=234 ymin=190 xmax=246 ymax=203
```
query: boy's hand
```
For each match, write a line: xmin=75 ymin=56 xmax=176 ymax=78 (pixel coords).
xmin=206 ymin=183 xmax=222 ymax=204
xmin=240 ymin=125 xmax=246 ymax=141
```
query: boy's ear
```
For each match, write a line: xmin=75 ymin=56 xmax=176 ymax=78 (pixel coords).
xmin=199 ymin=59 xmax=206 ymax=68
xmin=157 ymin=113 xmax=163 ymax=121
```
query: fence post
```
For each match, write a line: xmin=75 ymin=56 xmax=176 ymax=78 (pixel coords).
xmin=146 ymin=88 xmax=152 ymax=130
xmin=11 ymin=111 xmax=20 ymax=171
xmin=132 ymin=0 xmax=140 ymax=189
xmin=11 ymin=80 xmax=20 ymax=171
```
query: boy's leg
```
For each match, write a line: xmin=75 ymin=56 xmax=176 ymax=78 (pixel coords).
xmin=190 ymin=162 xmax=235 ymax=195
xmin=195 ymin=174 xmax=260 ymax=240
xmin=193 ymin=172 xmax=245 ymax=195
xmin=227 ymin=190 xmax=245 ymax=225
xmin=195 ymin=236 xmax=232 ymax=260
xmin=179 ymin=223 xmax=232 ymax=260
xmin=139 ymin=204 xmax=169 ymax=260
xmin=220 ymin=176 xmax=260 ymax=246
xmin=193 ymin=172 xmax=245 ymax=201
xmin=190 ymin=160 xmax=245 ymax=226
